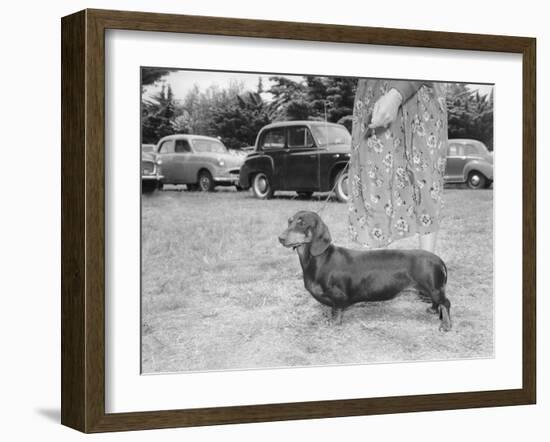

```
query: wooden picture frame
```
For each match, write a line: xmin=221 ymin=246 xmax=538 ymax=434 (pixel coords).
xmin=61 ymin=8 xmax=536 ymax=433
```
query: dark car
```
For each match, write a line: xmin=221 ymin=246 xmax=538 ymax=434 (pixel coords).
xmin=239 ymin=121 xmax=351 ymax=202
xmin=444 ymin=139 xmax=493 ymax=189
xmin=141 ymin=144 xmax=163 ymax=193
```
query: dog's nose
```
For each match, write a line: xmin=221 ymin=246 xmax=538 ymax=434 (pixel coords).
xmin=278 ymin=235 xmax=286 ymax=245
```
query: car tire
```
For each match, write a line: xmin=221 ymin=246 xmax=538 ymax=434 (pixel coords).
xmin=251 ymin=173 xmax=274 ymax=199
xmin=198 ymin=171 xmax=215 ymax=192
xmin=334 ymin=169 xmax=350 ymax=203
xmin=141 ymin=180 xmax=157 ymax=194
xmin=467 ymin=171 xmax=487 ymax=189
xmin=296 ymin=191 xmax=313 ymax=199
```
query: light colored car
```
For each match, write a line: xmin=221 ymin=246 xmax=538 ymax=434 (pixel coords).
xmin=141 ymin=144 xmax=163 ymax=193
xmin=155 ymin=135 xmax=245 ymax=191
xmin=444 ymin=139 xmax=494 ymax=189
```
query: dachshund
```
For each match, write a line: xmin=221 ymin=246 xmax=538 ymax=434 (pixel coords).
xmin=278 ymin=211 xmax=452 ymax=331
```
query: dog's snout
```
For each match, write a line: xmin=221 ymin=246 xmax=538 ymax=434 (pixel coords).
xmin=278 ymin=232 xmax=287 ymax=245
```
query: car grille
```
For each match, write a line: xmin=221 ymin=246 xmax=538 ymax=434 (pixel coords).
xmin=229 ymin=168 xmax=240 ymax=175
xmin=142 ymin=162 xmax=155 ymax=174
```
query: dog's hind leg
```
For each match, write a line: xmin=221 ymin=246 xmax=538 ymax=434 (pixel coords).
xmin=421 ymin=285 xmax=452 ymax=331
xmin=415 ymin=282 xmax=439 ymax=315
xmin=426 ymin=301 xmax=438 ymax=315
xmin=436 ymin=293 xmax=452 ymax=332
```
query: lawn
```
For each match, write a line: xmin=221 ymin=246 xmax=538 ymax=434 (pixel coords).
xmin=141 ymin=187 xmax=494 ymax=373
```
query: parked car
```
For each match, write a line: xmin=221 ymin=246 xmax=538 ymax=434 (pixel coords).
xmin=444 ymin=139 xmax=493 ymax=189
xmin=239 ymin=121 xmax=351 ymax=202
xmin=141 ymin=144 xmax=163 ymax=194
xmin=154 ymin=135 xmax=244 ymax=191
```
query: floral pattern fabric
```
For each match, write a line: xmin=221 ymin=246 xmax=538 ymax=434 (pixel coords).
xmin=348 ymin=79 xmax=448 ymax=248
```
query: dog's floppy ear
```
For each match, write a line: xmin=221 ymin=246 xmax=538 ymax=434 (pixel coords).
xmin=309 ymin=217 xmax=332 ymax=256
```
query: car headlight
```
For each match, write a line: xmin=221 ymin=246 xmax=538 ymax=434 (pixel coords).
xmin=217 ymin=159 xmax=225 ymax=167
xmin=156 ymin=159 xmax=162 ymax=165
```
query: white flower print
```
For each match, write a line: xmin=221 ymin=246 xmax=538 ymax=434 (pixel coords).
xmin=395 ymin=218 xmax=409 ymax=235
xmin=419 ymin=213 xmax=433 ymax=227
xmin=437 ymin=157 xmax=447 ymax=173
xmin=367 ymin=136 xmax=384 ymax=154
xmin=416 ymin=179 xmax=426 ymax=189
xmin=371 ymin=227 xmax=385 ymax=242
xmin=382 ymin=153 xmax=394 ymax=169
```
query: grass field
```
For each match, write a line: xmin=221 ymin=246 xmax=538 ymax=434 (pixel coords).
xmin=141 ymin=187 xmax=494 ymax=373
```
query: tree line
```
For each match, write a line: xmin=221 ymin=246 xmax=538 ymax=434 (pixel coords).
xmin=141 ymin=69 xmax=494 ymax=151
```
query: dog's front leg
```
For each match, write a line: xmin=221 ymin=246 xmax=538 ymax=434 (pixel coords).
xmin=331 ymin=307 xmax=344 ymax=325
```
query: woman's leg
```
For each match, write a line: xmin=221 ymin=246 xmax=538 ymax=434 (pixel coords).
xmin=419 ymin=231 xmax=438 ymax=253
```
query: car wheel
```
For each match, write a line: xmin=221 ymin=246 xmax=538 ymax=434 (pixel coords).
xmin=334 ymin=169 xmax=349 ymax=203
xmin=252 ymin=173 xmax=274 ymax=199
xmin=141 ymin=180 xmax=157 ymax=194
xmin=198 ymin=171 xmax=215 ymax=192
xmin=296 ymin=191 xmax=313 ymax=199
xmin=467 ymin=171 xmax=486 ymax=189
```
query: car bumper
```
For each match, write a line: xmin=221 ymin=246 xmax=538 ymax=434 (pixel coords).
xmin=142 ymin=174 xmax=164 ymax=181
xmin=213 ymin=175 xmax=240 ymax=184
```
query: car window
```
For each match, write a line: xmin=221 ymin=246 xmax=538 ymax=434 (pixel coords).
xmin=288 ymin=127 xmax=315 ymax=148
xmin=261 ymin=128 xmax=285 ymax=150
xmin=310 ymin=125 xmax=351 ymax=148
xmin=158 ymin=139 xmax=175 ymax=154
xmin=448 ymin=144 xmax=463 ymax=156
xmin=192 ymin=139 xmax=227 ymax=153
xmin=463 ymin=144 xmax=479 ymax=156
xmin=175 ymin=139 xmax=192 ymax=153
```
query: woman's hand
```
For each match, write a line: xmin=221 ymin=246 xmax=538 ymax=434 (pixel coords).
xmin=369 ymin=88 xmax=403 ymax=129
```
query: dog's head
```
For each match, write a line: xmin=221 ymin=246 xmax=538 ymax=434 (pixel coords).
xmin=278 ymin=211 xmax=332 ymax=256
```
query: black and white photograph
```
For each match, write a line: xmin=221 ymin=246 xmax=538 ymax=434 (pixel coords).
xmin=140 ymin=67 xmax=494 ymax=374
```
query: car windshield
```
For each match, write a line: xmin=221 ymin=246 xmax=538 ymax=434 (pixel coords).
xmin=310 ymin=125 xmax=351 ymax=148
xmin=192 ymin=139 xmax=227 ymax=153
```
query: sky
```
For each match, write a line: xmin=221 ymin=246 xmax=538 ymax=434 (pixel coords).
xmin=142 ymin=69 xmax=493 ymax=103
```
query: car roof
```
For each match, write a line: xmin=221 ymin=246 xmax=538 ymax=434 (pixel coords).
xmin=448 ymin=138 xmax=485 ymax=144
xmin=259 ymin=120 xmax=345 ymax=130
xmin=157 ymin=134 xmax=221 ymax=143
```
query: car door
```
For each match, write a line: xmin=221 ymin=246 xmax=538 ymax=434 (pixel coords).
xmin=259 ymin=127 xmax=286 ymax=189
xmin=445 ymin=143 xmax=467 ymax=182
xmin=171 ymin=138 xmax=195 ymax=184
xmin=156 ymin=139 xmax=176 ymax=183
xmin=284 ymin=126 xmax=320 ymax=190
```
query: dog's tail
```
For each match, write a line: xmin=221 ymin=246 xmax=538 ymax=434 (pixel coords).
xmin=441 ymin=259 xmax=448 ymax=286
